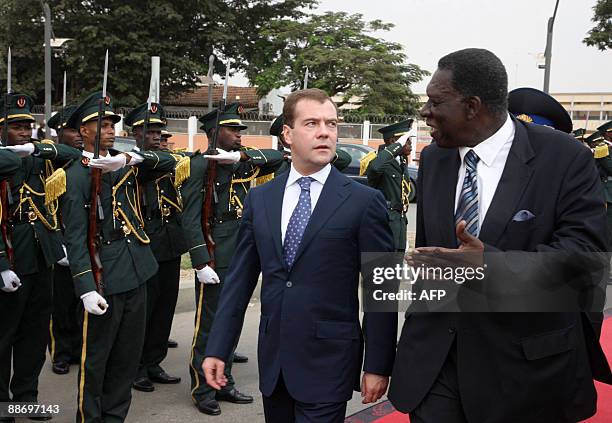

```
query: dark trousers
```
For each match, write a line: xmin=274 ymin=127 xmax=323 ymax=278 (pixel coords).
xmin=50 ymin=264 xmax=81 ymax=364
xmin=409 ymin=342 xmax=468 ymax=423
xmin=189 ymin=268 xmax=238 ymax=403
xmin=0 ymin=266 xmax=53 ymax=402
xmin=138 ymin=257 xmax=180 ymax=378
xmin=76 ymin=284 xmax=146 ymax=423
xmin=262 ymin=374 xmax=347 ymax=423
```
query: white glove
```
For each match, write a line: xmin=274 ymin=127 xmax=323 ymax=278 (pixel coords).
xmin=196 ymin=265 xmax=220 ymax=284
xmin=126 ymin=152 xmax=144 ymax=165
xmin=1 ymin=143 xmax=35 ymax=157
xmin=397 ymin=133 xmax=411 ymax=147
xmin=81 ymin=291 xmax=108 ymax=315
xmin=0 ymin=270 xmax=21 ymax=293
xmin=57 ymin=245 xmax=69 ymax=266
xmin=203 ymin=148 xmax=241 ymax=164
xmin=89 ymin=154 xmax=127 ymax=173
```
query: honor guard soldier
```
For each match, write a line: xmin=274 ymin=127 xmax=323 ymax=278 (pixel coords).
xmin=123 ymin=102 xmax=188 ymax=392
xmin=361 ymin=119 xmax=414 ymax=251
xmin=0 ymin=93 xmax=81 ymax=421
xmin=47 ymin=106 xmax=84 ymax=376
xmin=181 ymin=102 xmax=283 ymax=415
xmin=58 ymin=91 xmax=176 ymax=423
xmin=267 ymin=114 xmax=352 ymax=178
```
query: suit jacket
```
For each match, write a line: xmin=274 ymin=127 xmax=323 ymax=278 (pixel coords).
xmin=206 ymin=166 xmax=397 ymax=403
xmin=388 ymin=119 xmax=612 ymax=423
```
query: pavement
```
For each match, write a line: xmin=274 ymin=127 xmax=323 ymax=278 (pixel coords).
xmin=33 ymin=204 xmax=417 ymax=422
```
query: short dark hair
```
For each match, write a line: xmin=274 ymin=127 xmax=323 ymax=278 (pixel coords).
xmin=438 ymin=48 xmax=508 ymax=116
xmin=283 ymin=88 xmax=337 ymax=128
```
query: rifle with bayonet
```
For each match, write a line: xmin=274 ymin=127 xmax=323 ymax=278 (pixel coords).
xmin=202 ymin=62 xmax=230 ymax=269
xmin=1 ymin=47 xmax=14 ymax=269
xmin=87 ymin=50 xmax=108 ymax=295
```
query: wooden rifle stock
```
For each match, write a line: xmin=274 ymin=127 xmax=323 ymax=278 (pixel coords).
xmin=202 ymin=160 xmax=217 ymax=268
xmin=1 ymin=92 xmax=13 ymax=269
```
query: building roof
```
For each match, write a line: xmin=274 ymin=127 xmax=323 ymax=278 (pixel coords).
xmin=166 ymin=85 xmax=260 ymax=108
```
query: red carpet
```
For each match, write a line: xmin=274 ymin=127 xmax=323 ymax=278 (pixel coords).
xmin=346 ymin=318 xmax=612 ymax=423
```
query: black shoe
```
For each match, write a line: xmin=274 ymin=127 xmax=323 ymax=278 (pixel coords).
xmin=132 ymin=377 xmax=155 ymax=392
xmin=51 ymin=361 xmax=70 ymax=375
xmin=232 ymin=352 xmax=249 ymax=363
xmin=149 ymin=370 xmax=181 ymax=384
xmin=167 ymin=338 xmax=178 ymax=348
xmin=196 ymin=399 xmax=221 ymax=416
xmin=215 ymin=388 xmax=253 ymax=404
xmin=29 ymin=417 xmax=52 ymax=421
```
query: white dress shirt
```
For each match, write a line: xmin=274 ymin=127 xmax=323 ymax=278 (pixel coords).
xmin=281 ymin=163 xmax=331 ymax=244
xmin=455 ymin=114 xmax=515 ymax=233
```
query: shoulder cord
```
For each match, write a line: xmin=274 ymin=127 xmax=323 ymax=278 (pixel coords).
xmin=228 ymin=166 xmax=260 ymax=211
xmin=112 ymin=167 xmax=150 ymax=244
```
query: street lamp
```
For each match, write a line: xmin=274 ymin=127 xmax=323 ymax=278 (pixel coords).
xmin=541 ymin=0 xmax=560 ymax=94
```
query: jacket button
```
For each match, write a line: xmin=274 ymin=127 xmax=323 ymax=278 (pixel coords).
xmin=286 ymin=281 xmax=292 ymax=288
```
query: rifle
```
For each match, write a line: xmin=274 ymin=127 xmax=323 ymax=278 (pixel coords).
xmin=202 ymin=62 xmax=230 ymax=269
xmin=1 ymin=47 xmax=14 ymax=269
xmin=87 ymin=50 xmax=108 ymax=295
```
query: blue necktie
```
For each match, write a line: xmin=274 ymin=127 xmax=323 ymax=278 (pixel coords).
xmin=283 ymin=177 xmax=313 ymax=269
xmin=455 ymin=150 xmax=480 ymax=236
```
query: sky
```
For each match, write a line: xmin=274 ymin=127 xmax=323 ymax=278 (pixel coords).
xmin=231 ymin=0 xmax=611 ymax=94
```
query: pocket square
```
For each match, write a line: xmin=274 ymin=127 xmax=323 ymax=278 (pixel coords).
xmin=512 ymin=209 xmax=535 ymax=222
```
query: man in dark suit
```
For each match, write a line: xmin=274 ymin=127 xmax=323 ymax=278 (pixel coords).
xmin=203 ymin=88 xmax=397 ymax=423
xmin=388 ymin=48 xmax=612 ymax=423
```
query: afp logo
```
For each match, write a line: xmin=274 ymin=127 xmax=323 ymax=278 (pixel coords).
xmin=16 ymin=97 xmax=26 ymax=108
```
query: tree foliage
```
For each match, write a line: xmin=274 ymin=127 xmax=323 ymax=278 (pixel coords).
xmin=584 ymin=0 xmax=611 ymax=50
xmin=245 ymin=11 xmax=429 ymax=115
xmin=0 ymin=0 xmax=316 ymax=107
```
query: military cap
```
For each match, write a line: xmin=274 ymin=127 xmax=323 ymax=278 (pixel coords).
xmin=47 ymin=105 xmax=78 ymax=131
xmin=161 ymin=129 xmax=172 ymax=138
xmin=123 ymin=102 xmax=165 ymax=127
xmin=269 ymin=115 xmax=284 ymax=137
xmin=199 ymin=102 xmax=247 ymax=131
xmin=378 ymin=119 xmax=414 ymax=140
xmin=585 ymin=131 xmax=603 ymax=144
xmin=508 ymin=87 xmax=572 ymax=133
xmin=597 ymin=120 xmax=612 ymax=134
xmin=572 ymin=128 xmax=586 ymax=140
xmin=0 ymin=93 xmax=35 ymax=124
xmin=66 ymin=91 xmax=121 ymax=129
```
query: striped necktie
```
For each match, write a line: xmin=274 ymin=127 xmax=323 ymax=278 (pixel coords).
xmin=455 ymin=150 xmax=480 ymax=236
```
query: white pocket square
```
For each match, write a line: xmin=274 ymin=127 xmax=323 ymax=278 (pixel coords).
xmin=512 ymin=209 xmax=535 ymax=222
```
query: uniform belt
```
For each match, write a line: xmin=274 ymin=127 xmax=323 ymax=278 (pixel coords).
xmin=11 ymin=210 xmax=39 ymax=224
xmin=213 ymin=210 xmax=241 ymax=224
xmin=386 ymin=201 xmax=404 ymax=213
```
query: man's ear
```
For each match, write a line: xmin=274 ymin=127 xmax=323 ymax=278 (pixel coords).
xmin=464 ymin=96 xmax=482 ymax=120
xmin=282 ymin=124 xmax=292 ymax=146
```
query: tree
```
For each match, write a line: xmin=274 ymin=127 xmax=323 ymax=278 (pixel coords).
xmin=583 ymin=0 xmax=611 ymax=50
xmin=0 ymin=0 xmax=316 ymax=107
xmin=244 ymin=11 xmax=428 ymax=115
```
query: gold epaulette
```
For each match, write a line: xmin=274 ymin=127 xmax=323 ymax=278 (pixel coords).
xmin=255 ymin=173 xmax=275 ymax=186
xmin=45 ymin=168 xmax=66 ymax=205
xmin=594 ymin=144 xmax=609 ymax=159
xmin=40 ymin=139 xmax=55 ymax=145
xmin=174 ymin=155 xmax=191 ymax=186
xmin=359 ymin=150 xmax=377 ymax=176
xmin=173 ymin=148 xmax=187 ymax=154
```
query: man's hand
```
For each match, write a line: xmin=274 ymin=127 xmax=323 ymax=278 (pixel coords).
xmin=1 ymin=143 xmax=35 ymax=157
xmin=196 ymin=265 xmax=220 ymax=284
xmin=203 ymin=148 xmax=241 ymax=164
xmin=57 ymin=245 xmax=69 ymax=266
xmin=89 ymin=154 xmax=127 ymax=173
xmin=0 ymin=270 xmax=21 ymax=293
xmin=81 ymin=291 xmax=108 ymax=315
xmin=361 ymin=373 xmax=389 ymax=404
xmin=203 ymin=357 xmax=228 ymax=390
xmin=396 ymin=133 xmax=411 ymax=147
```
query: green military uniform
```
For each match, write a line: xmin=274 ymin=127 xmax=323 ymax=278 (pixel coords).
xmin=362 ymin=119 xmax=413 ymax=251
xmin=181 ymin=104 xmax=283 ymax=408
xmin=59 ymin=92 xmax=176 ymax=423
xmin=0 ymin=93 xmax=82 ymax=407
xmin=47 ymin=106 xmax=83 ymax=373
xmin=266 ymin=114 xmax=351 ymax=179
xmin=589 ymin=122 xmax=612 ymax=251
xmin=124 ymin=103 xmax=189 ymax=385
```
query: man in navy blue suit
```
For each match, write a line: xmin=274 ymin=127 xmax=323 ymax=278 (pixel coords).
xmin=203 ymin=88 xmax=398 ymax=422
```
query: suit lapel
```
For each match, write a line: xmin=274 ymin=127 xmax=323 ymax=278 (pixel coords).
xmin=292 ymin=167 xmax=350 ymax=267
xmin=478 ymin=120 xmax=535 ymax=245
xmin=432 ymin=149 xmax=460 ymax=247
xmin=264 ymin=171 xmax=288 ymax=264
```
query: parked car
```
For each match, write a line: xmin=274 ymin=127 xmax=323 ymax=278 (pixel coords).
xmin=113 ymin=136 xmax=137 ymax=152
xmin=336 ymin=143 xmax=417 ymax=202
